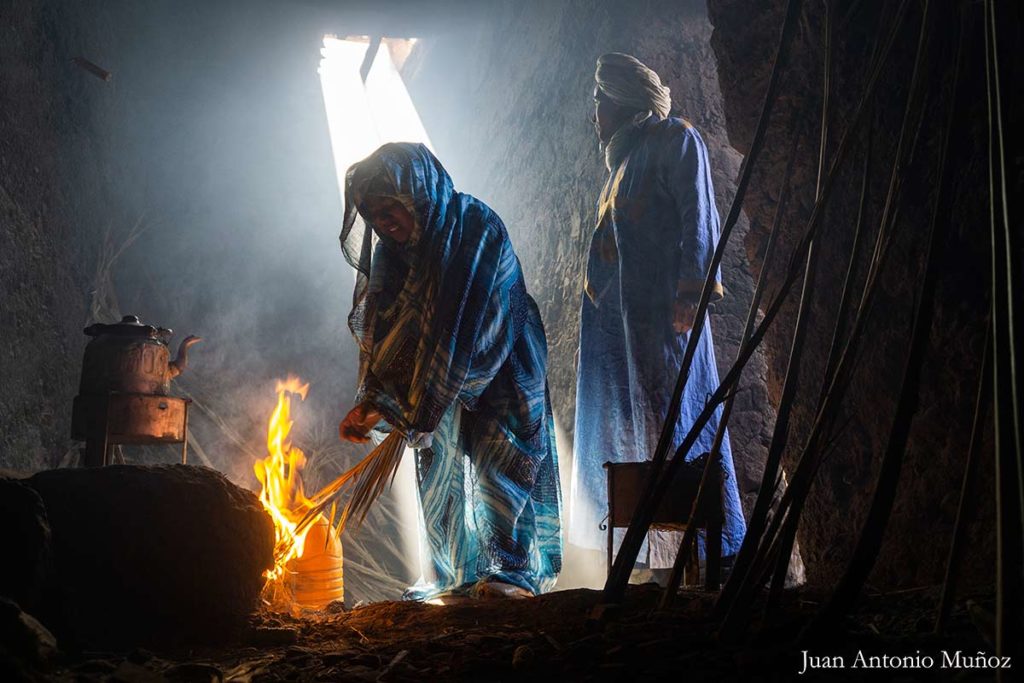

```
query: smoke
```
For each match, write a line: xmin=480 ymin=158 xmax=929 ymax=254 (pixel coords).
xmin=63 ymin=0 xmax=447 ymax=602
xmin=66 ymin=0 xmax=753 ymax=601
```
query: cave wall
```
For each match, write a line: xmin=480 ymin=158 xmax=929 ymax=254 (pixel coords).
xmin=0 ymin=0 xmax=93 ymax=470
xmin=707 ymin=0 xmax=997 ymax=589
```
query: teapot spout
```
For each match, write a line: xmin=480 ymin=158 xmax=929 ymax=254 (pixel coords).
xmin=169 ymin=335 xmax=202 ymax=379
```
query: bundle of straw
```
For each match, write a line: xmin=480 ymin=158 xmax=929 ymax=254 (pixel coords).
xmin=284 ymin=431 xmax=407 ymax=563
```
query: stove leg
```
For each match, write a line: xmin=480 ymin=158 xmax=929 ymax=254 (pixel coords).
xmin=181 ymin=402 xmax=190 ymax=465
xmin=82 ymin=439 xmax=105 ymax=467
xmin=101 ymin=403 xmax=111 ymax=466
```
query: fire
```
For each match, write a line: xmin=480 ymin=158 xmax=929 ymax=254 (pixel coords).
xmin=254 ymin=377 xmax=344 ymax=609
xmin=254 ymin=376 xmax=312 ymax=580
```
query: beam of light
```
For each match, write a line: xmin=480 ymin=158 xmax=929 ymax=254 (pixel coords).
xmin=319 ymin=36 xmax=431 ymax=593
xmin=318 ymin=38 xmax=379 ymax=208
xmin=557 ymin=413 xmax=605 ymax=589
xmin=319 ymin=37 xmax=432 ymax=209
xmin=364 ymin=40 xmax=432 ymax=148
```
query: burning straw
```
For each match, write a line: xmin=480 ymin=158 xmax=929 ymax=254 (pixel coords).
xmin=254 ymin=377 xmax=346 ymax=611
xmin=254 ymin=376 xmax=407 ymax=611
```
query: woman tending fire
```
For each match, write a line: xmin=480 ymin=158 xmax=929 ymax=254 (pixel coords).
xmin=336 ymin=143 xmax=562 ymax=602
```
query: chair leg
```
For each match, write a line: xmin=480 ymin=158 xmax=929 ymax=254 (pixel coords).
xmin=684 ymin=538 xmax=700 ymax=587
xmin=706 ymin=519 xmax=722 ymax=591
xmin=607 ymin=524 xmax=614 ymax=580
xmin=606 ymin=471 xmax=615 ymax=579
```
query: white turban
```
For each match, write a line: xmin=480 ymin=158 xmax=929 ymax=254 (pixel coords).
xmin=595 ymin=52 xmax=672 ymax=119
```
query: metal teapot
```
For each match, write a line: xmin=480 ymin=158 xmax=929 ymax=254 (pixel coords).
xmin=78 ymin=315 xmax=201 ymax=396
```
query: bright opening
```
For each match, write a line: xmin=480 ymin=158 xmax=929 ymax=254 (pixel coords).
xmin=319 ymin=36 xmax=432 ymax=206
xmin=318 ymin=35 xmax=431 ymax=593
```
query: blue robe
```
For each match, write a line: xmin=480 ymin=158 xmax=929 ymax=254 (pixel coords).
xmin=341 ymin=143 xmax=561 ymax=598
xmin=569 ymin=117 xmax=746 ymax=566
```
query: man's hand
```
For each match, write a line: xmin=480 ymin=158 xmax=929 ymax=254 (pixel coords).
xmin=339 ymin=402 xmax=383 ymax=443
xmin=672 ymin=299 xmax=698 ymax=335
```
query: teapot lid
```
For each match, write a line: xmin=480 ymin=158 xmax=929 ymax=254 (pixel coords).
xmin=84 ymin=315 xmax=173 ymax=339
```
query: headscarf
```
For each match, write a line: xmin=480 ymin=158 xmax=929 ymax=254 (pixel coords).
xmin=595 ymin=52 xmax=672 ymax=170
xmin=341 ymin=142 xmax=453 ymax=275
xmin=595 ymin=52 xmax=672 ymax=118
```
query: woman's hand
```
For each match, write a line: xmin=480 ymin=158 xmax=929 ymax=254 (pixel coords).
xmin=672 ymin=299 xmax=698 ymax=335
xmin=339 ymin=402 xmax=383 ymax=443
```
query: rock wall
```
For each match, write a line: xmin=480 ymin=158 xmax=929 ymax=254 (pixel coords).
xmin=707 ymin=0 xmax=996 ymax=589
xmin=4 ymin=465 xmax=274 ymax=648
xmin=0 ymin=0 xmax=95 ymax=470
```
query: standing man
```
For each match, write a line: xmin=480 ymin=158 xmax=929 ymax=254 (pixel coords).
xmin=569 ymin=53 xmax=746 ymax=577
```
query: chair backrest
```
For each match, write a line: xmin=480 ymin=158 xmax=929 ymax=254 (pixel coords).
xmin=603 ymin=458 xmax=723 ymax=528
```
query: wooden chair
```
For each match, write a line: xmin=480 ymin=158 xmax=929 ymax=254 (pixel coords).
xmin=603 ymin=456 xmax=724 ymax=590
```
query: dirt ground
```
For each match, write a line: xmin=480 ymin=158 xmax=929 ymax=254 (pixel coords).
xmin=26 ymin=583 xmax=999 ymax=683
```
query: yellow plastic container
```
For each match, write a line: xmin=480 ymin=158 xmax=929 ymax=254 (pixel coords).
xmin=286 ymin=514 xmax=344 ymax=610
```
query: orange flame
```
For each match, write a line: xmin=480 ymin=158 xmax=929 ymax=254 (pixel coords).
xmin=254 ymin=377 xmax=345 ymax=611
xmin=254 ymin=376 xmax=313 ymax=582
